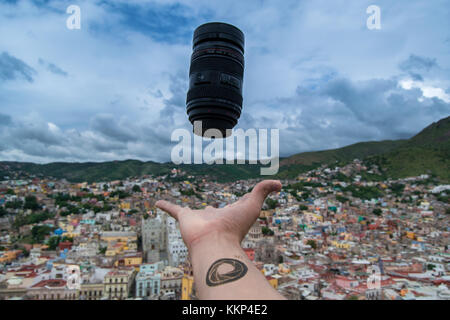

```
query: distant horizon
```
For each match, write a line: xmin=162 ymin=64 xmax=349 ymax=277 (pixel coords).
xmin=0 ymin=132 xmax=413 ymax=165
xmin=2 ymin=112 xmax=443 ymax=165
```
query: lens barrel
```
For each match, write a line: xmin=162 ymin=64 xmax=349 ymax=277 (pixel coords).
xmin=186 ymin=22 xmax=245 ymax=138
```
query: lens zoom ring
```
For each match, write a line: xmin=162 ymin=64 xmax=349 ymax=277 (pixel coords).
xmin=190 ymin=56 xmax=243 ymax=76
xmin=187 ymin=85 xmax=243 ymax=106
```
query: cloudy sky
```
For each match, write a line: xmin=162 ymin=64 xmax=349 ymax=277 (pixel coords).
xmin=0 ymin=0 xmax=449 ymax=164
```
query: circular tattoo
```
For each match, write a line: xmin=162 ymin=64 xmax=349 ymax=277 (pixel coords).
xmin=206 ymin=258 xmax=248 ymax=287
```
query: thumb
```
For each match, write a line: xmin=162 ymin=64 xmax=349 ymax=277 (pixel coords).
xmin=250 ymin=180 xmax=282 ymax=208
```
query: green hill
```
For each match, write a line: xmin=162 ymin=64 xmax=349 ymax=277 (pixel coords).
xmin=365 ymin=116 xmax=450 ymax=181
xmin=280 ymin=140 xmax=405 ymax=167
xmin=1 ymin=116 xmax=448 ymax=183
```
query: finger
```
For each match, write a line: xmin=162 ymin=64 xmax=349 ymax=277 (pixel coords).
xmin=250 ymin=180 xmax=282 ymax=208
xmin=155 ymin=200 xmax=183 ymax=220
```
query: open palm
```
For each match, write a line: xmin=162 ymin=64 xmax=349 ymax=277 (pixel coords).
xmin=156 ymin=180 xmax=282 ymax=249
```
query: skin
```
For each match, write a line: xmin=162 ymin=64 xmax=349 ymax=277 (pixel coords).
xmin=156 ymin=179 xmax=286 ymax=300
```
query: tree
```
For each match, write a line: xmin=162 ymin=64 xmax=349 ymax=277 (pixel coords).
xmin=336 ymin=195 xmax=349 ymax=203
xmin=0 ymin=206 xmax=7 ymax=217
xmin=373 ymin=208 xmax=382 ymax=216
xmin=262 ymin=226 xmax=274 ymax=236
xmin=306 ymin=240 xmax=317 ymax=250
xmin=62 ymin=236 xmax=74 ymax=243
xmin=299 ymin=205 xmax=308 ymax=211
xmin=265 ymin=198 xmax=278 ymax=210
xmin=5 ymin=199 xmax=23 ymax=209
xmin=31 ymin=225 xmax=54 ymax=243
xmin=132 ymin=185 xmax=142 ymax=193
xmin=24 ymin=195 xmax=41 ymax=211
xmin=110 ymin=190 xmax=130 ymax=199
xmin=47 ymin=236 xmax=61 ymax=250
xmin=390 ymin=183 xmax=405 ymax=197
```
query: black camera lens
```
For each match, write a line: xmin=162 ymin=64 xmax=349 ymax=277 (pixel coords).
xmin=186 ymin=22 xmax=245 ymax=138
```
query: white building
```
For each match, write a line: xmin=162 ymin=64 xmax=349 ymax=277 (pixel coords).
xmin=166 ymin=216 xmax=187 ymax=267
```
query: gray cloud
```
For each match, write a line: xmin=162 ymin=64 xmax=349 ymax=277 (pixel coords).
xmin=90 ymin=114 xmax=139 ymax=143
xmin=10 ymin=122 xmax=64 ymax=147
xmin=0 ymin=113 xmax=12 ymax=126
xmin=399 ymin=54 xmax=438 ymax=73
xmin=399 ymin=54 xmax=438 ymax=81
xmin=242 ymin=73 xmax=450 ymax=158
xmin=0 ymin=52 xmax=36 ymax=82
xmin=38 ymin=58 xmax=68 ymax=77
xmin=159 ymin=71 xmax=189 ymax=122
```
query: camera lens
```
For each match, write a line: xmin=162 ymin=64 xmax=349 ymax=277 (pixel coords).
xmin=186 ymin=22 xmax=245 ymax=138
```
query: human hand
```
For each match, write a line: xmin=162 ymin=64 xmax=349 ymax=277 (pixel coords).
xmin=155 ymin=180 xmax=282 ymax=250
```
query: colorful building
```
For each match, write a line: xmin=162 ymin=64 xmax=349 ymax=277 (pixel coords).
xmin=135 ymin=263 xmax=162 ymax=298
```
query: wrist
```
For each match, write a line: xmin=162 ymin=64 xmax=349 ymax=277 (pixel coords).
xmin=188 ymin=231 xmax=241 ymax=257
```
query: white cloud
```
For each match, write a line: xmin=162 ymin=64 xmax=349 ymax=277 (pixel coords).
xmin=399 ymin=79 xmax=450 ymax=103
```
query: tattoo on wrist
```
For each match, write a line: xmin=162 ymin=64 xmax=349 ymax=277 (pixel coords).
xmin=206 ymin=258 xmax=248 ymax=287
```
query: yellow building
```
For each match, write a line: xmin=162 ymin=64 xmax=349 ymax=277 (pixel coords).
xmin=105 ymin=243 xmax=126 ymax=257
xmin=181 ymin=275 xmax=195 ymax=300
xmin=103 ymin=268 xmax=135 ymax=300
xmin=277 ymin=263 xmax=291 ymax=274
xmin=303 ymin=211 xmax=323 ymax=222
xmin=101 ymin=232 xmax=137 ymax=243
xmin=114 ymin=254 xmax=142 ymax=269
xmin=266 ymin=276 xmax=278 ymax=289
xmin=0 ymin=250 xmax=21 ymax=263
xmin=120 ymin=202 xmax=131 ymax=210
xmin=259 ymin=210 xmax=272 ymax=218
xmin=331 ymin=240 xmax=352 ymax=249
xmin=406 ymin=231 xmax=415 ymax=240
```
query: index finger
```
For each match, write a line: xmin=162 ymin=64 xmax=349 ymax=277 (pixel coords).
xmin=155 ymin=200 xmax=183 ymax=220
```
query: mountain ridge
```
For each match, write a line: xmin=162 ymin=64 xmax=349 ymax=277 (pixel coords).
xmin=1 ymin=116 xmax=448 ymax=183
